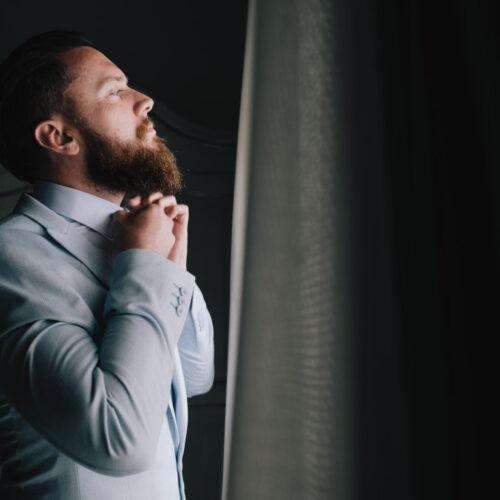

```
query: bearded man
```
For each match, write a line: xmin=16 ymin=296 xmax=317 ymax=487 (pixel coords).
xmin=0 ymin=31 xmax=214 ymax=500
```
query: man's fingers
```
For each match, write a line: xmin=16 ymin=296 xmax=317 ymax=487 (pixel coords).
xmin=126 ymin=195 xmax=142 ymax=207
xmin=165 ymin=204 xmax=188 ymax=221
xmin=126 ymin=192 xmax=164 ymax=207
xmin=113 ymin=209 xmax=127 ymax=220
xmin=125 ymin=194 xmax=179 ymax=217
xmin=154 ymin=195 xmax=177 ymax=210
xmin=145 ymin=192 xmax=164 ymax=204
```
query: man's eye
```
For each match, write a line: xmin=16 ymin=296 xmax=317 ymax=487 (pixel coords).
xmin=111 ymin=89 xmax=123 ymax=96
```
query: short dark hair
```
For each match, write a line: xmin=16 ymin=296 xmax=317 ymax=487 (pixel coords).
xmin=0 ymin=30 xmax=93 ymax=182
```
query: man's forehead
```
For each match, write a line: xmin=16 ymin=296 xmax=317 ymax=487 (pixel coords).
xmin=62 ymin=46 xmax=125 ymax=87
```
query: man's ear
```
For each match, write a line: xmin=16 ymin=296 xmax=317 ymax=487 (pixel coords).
xmin=34 ymin=117 xmax=80 ymax=156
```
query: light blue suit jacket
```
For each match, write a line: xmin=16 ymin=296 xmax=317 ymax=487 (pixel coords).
xmin=0 ymin=191 xmax=214 ymax=499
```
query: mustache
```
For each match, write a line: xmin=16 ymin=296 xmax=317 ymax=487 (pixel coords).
xmin=137 ymin=118 xmax=155 ymax=140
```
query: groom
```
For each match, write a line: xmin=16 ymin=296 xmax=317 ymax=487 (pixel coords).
xmin=0 ymin=31 xmax=214 ymax=499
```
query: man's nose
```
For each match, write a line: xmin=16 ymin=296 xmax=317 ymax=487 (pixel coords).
xmin=134 ymin=90 xmax=154 ymax=117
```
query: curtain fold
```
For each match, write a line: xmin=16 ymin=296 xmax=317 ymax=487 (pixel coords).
xmin=224 ymin=0 xmax=401 ymax=498
xmin=223 ymin=1 xmax=491 ymax=499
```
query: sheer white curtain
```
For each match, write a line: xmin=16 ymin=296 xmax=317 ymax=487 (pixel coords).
xmin=222 ymin=1 xmax=356 ymax=498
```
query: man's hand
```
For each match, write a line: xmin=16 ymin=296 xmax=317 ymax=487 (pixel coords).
xmin=126 ymin=193 xmax=189 ymax=270
xmin=113 ymin=200 xmax=176 ymax=259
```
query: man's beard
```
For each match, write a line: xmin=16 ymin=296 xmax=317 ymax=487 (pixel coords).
xmin=69 ymin=111 xmax=183 ymax=198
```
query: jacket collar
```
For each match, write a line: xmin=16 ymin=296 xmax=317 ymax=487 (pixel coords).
xmin=14 ymin=194 xmax=114 ymax=287
xmin=32 ymin=181 xmax=121 ymax=240
xmin=14 ymin=192 xmax=72 ymax=233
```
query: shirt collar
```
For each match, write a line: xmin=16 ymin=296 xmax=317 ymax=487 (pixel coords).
xmin=32 ymin=181 xmax=123 ymax=240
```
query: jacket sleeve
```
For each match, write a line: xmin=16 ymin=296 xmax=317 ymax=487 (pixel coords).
xmin=0 ymin=248 xmax=195 ymax=476
xmin=177 ymin=284 xmax=215 ymax=397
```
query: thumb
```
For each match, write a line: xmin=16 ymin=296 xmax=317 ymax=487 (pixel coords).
xmin=113 ymin=209 xmax=127 ymax=221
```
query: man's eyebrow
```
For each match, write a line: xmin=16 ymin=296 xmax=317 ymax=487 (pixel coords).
xmin=97 ymin=75 xmax=128 ymax=91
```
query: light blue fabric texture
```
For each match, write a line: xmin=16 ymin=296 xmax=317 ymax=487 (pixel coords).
xmin=0 ymin=182 xmax=214 ymax=499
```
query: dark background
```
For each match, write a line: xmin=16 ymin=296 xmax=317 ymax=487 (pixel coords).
xmin=0 ymin=1 xmax=248 ymax=499
xmin=0 ymin=0 xmax=248 ymax=131
xmin=331 ymin=2 xmax=497 ymax=497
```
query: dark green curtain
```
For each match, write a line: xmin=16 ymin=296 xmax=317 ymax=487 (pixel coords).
xmin=223 ymin=1 xmax=494 ymax=499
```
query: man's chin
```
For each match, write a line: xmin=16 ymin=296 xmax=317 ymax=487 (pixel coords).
xmin=144 ymin=135 xmax=165 ymax=152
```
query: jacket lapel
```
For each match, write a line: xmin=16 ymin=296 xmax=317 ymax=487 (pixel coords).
xmin=14 ymin=194 xmax=113 ymax=287
xmin=46 ymin=228 xmax=113 ymax=287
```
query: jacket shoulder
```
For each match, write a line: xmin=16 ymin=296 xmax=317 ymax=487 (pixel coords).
xmin=0 ymin=212 xmax=101 ymax=333
xmin=0 ymin=212 xmax=59 ymax=263
xmin=0 ymin=210 xmax=46 ymax=234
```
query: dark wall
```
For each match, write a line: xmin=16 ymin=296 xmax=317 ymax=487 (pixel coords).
xmin=0 ymin=0 xmax=247 ymax=131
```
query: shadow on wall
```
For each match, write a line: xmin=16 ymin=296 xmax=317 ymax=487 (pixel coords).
xmin=0 ymin=165 xmax=32 ymax=219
